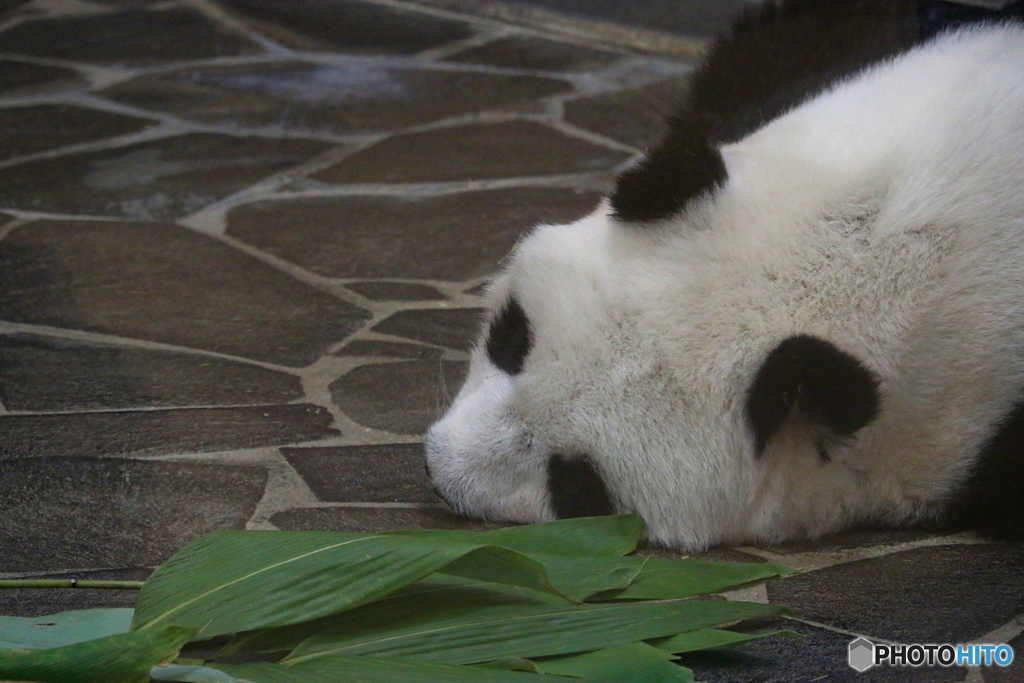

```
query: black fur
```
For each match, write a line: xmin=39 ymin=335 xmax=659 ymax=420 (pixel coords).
xmin=610 ymin=0 xmax=920 ymax=223
xmin=746 ymin=335 xmax=881 ymax=457
xmin=486 ymin=297 xmax=532 ymax=375
xmin=950 ymin=399 xmax=1024 ymax=540
xmin=919 ymin=0 xmax=1024 ymax=41
xmin=547 ymin=454 xmax=614 ymax=519
xmin=610 ymin=117 xmax=727 ymax=224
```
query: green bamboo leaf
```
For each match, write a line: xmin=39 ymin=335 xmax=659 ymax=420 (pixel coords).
xmin=219 ymin=574 xmax=568 ymax=657
xmin=649 ymin=627 xmax=794 ymax=654
xmin=150 ymin=663 xmax=245 ymax=682
xmin=215 ymin=656 xmax=578 ymax=683
xmin=0 ymin=608 xmax=133 ymax=649
xmin=0 ymin=624 xmax=195 ymax=683
xmin=437 ymin=546 xmax=574 ymax=601
xmin=593 ymin=558 xmax=795 ymax=600
xmin=284 ymin=599 xmax=787 ymax=665
xmin=131 ymin=531 xmax=565 ymax=638
xmin=533 ymin=642 xmax=693 ymax=682
xmin=389 ymin=514 xmax=644 ymax=557
xmin=524 ymin=555 xmax=645 ymax=602
xmin=479 ymin=658 xmax=541 ymax=672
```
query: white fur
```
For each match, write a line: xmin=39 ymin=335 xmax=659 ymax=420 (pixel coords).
xmin=426 ymin=26 xmax=1024 ymax=549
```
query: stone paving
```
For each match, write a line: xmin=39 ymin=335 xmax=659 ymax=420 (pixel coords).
xmin=0 ymin=1 xmax=1020 ymax=682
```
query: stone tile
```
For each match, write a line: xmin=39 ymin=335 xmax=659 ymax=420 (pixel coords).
xmin=0 ymin=8 xmax=262 ymax=64
xmin=282 ymin=444 xmax=433 ymax=503
xmin=0 ymin=404 xmax=338 ymax=459
xmin=220 ymin=0 xmax=475 ymax=54
xmin=330 ymin=360 xmax=467 ymax=435
xmin=227 ymin=188 xmax=602 ymax=280
xmin=767 ymin=544 xmax=1024 ymax=643
xmin=311 ymin=121 xmax=630 ymax=184
xmin=0 ymin=133 xmax=331 ymax=221
xmin=344 ymin=281 xmax=445 ymax=301
xmin=677 ymin=619 xmax=965 ymax=683
xmin=0 ymin=333 xmax=303 ymax=411
xmin=270 ymin=505 xmax=494 ymax=533
xmin=446 ymin=35 xmax=622 ymax=71
xmin=0 ymin=458 xmax=267 ymax=571
xmin=0 ymin=568 xmax=151 ymax=618
xmin=0 ymin=104 xmax=155 ymax=162
xmin=102 ymin=62 xmax=571 ymax=135
xmin=985 ymin=630 xmax=1024 ymax=683
xmin=371 ymin=308 xmax=484 ymax=352
xmin=333 ymin=340 xmax=445 ymax=360
xmin=564 ymin=76 xmax=691 ymax=149
xmin=0 ymin=60 xmax=84 ymax=96
xmin=0 ymin=220 xmax=369 ymax=366
xmin=508 ymin=0 xmax=750 ymax=39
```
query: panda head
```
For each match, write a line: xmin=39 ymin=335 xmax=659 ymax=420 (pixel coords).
xmin=425 ymin=165 xmax=888 ymax=549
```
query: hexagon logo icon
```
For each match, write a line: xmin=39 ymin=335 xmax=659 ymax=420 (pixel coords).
xmin=848 ymin=637 xmax=875 ymax=672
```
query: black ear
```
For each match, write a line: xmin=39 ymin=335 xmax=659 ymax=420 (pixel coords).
xmin=746 ymin=335 xmax=881 ymax=457
xmin=610 ymin=125 xmax=727 ymax=223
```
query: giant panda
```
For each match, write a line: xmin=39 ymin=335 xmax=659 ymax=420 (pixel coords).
xmin=425 ymin=0 xmax=1024 ymax=550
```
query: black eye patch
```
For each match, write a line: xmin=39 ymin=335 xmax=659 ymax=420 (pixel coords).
xmin=485 ymin=296 xmax=532 ymax=375
xmin=547 ymin=454 xmax=614 ymax=519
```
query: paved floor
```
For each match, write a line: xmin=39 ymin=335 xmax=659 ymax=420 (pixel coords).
xmin=0 ymin=1 xmax=1021 ymax=681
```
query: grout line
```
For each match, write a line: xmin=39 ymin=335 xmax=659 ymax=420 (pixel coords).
xmin=296 ymin=354 xmax=378 ymax=441
xmin=303 ymin=502 xmax=441 ymax=509
xmin=735 ymin=532 xmax=991 ymax=572
xmin=148 ymin=446 xmax=283 ymax=465
xmin=0 ymin=215 xmax=33 ymax=241
xmin=0 ymin=53 xmax=140 ymax=90
xmin=970 ymin=613 xmax=1024 ymax=645
xmin=413 ymin=26 xmax=512 ymax=61
xmin=247 ymin=450 xmax=321 ymax=529
xmin=0 ymin=89 xmax=372 ymax=145
xmin=0 ymin=209 xmax=150 ymax=223
xmin=719 ymin=583 xmax=768 ymax=604
xmin=782 ymin=611 xmax=1024 ymax=657
xmin=183 ymin=0 xmax=296 ymax=56
xmin=544 ymin=118 xmax=644 ymax=155
xmin=177 ymin=138 xmax=386 ymax=233
xmin=0 ymin=122 xmax=180 ymax=172
xmin=379 ymin=0 xmax=709 ymax=57
xmin=337 ymin=0 xmax=526 ymax=34
xmin=0 ymin=566 xmax=156 ymax=581
xmin=205 ymin=231 xmax=372 ymax=308
xmin=0 ymin=402 xmax=322 ymax=417
xmin=962 ymin=669 xmax=984 ymax=683
xmin=28 ymin=0 xmax=132 ymax=15
xmin=224 ymin=172 xmax=618 ymax=202
xmin=0 ymin=321 xmax=304 ymax=375
xmin=781 ymin=616 xmax=902 ymax=646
